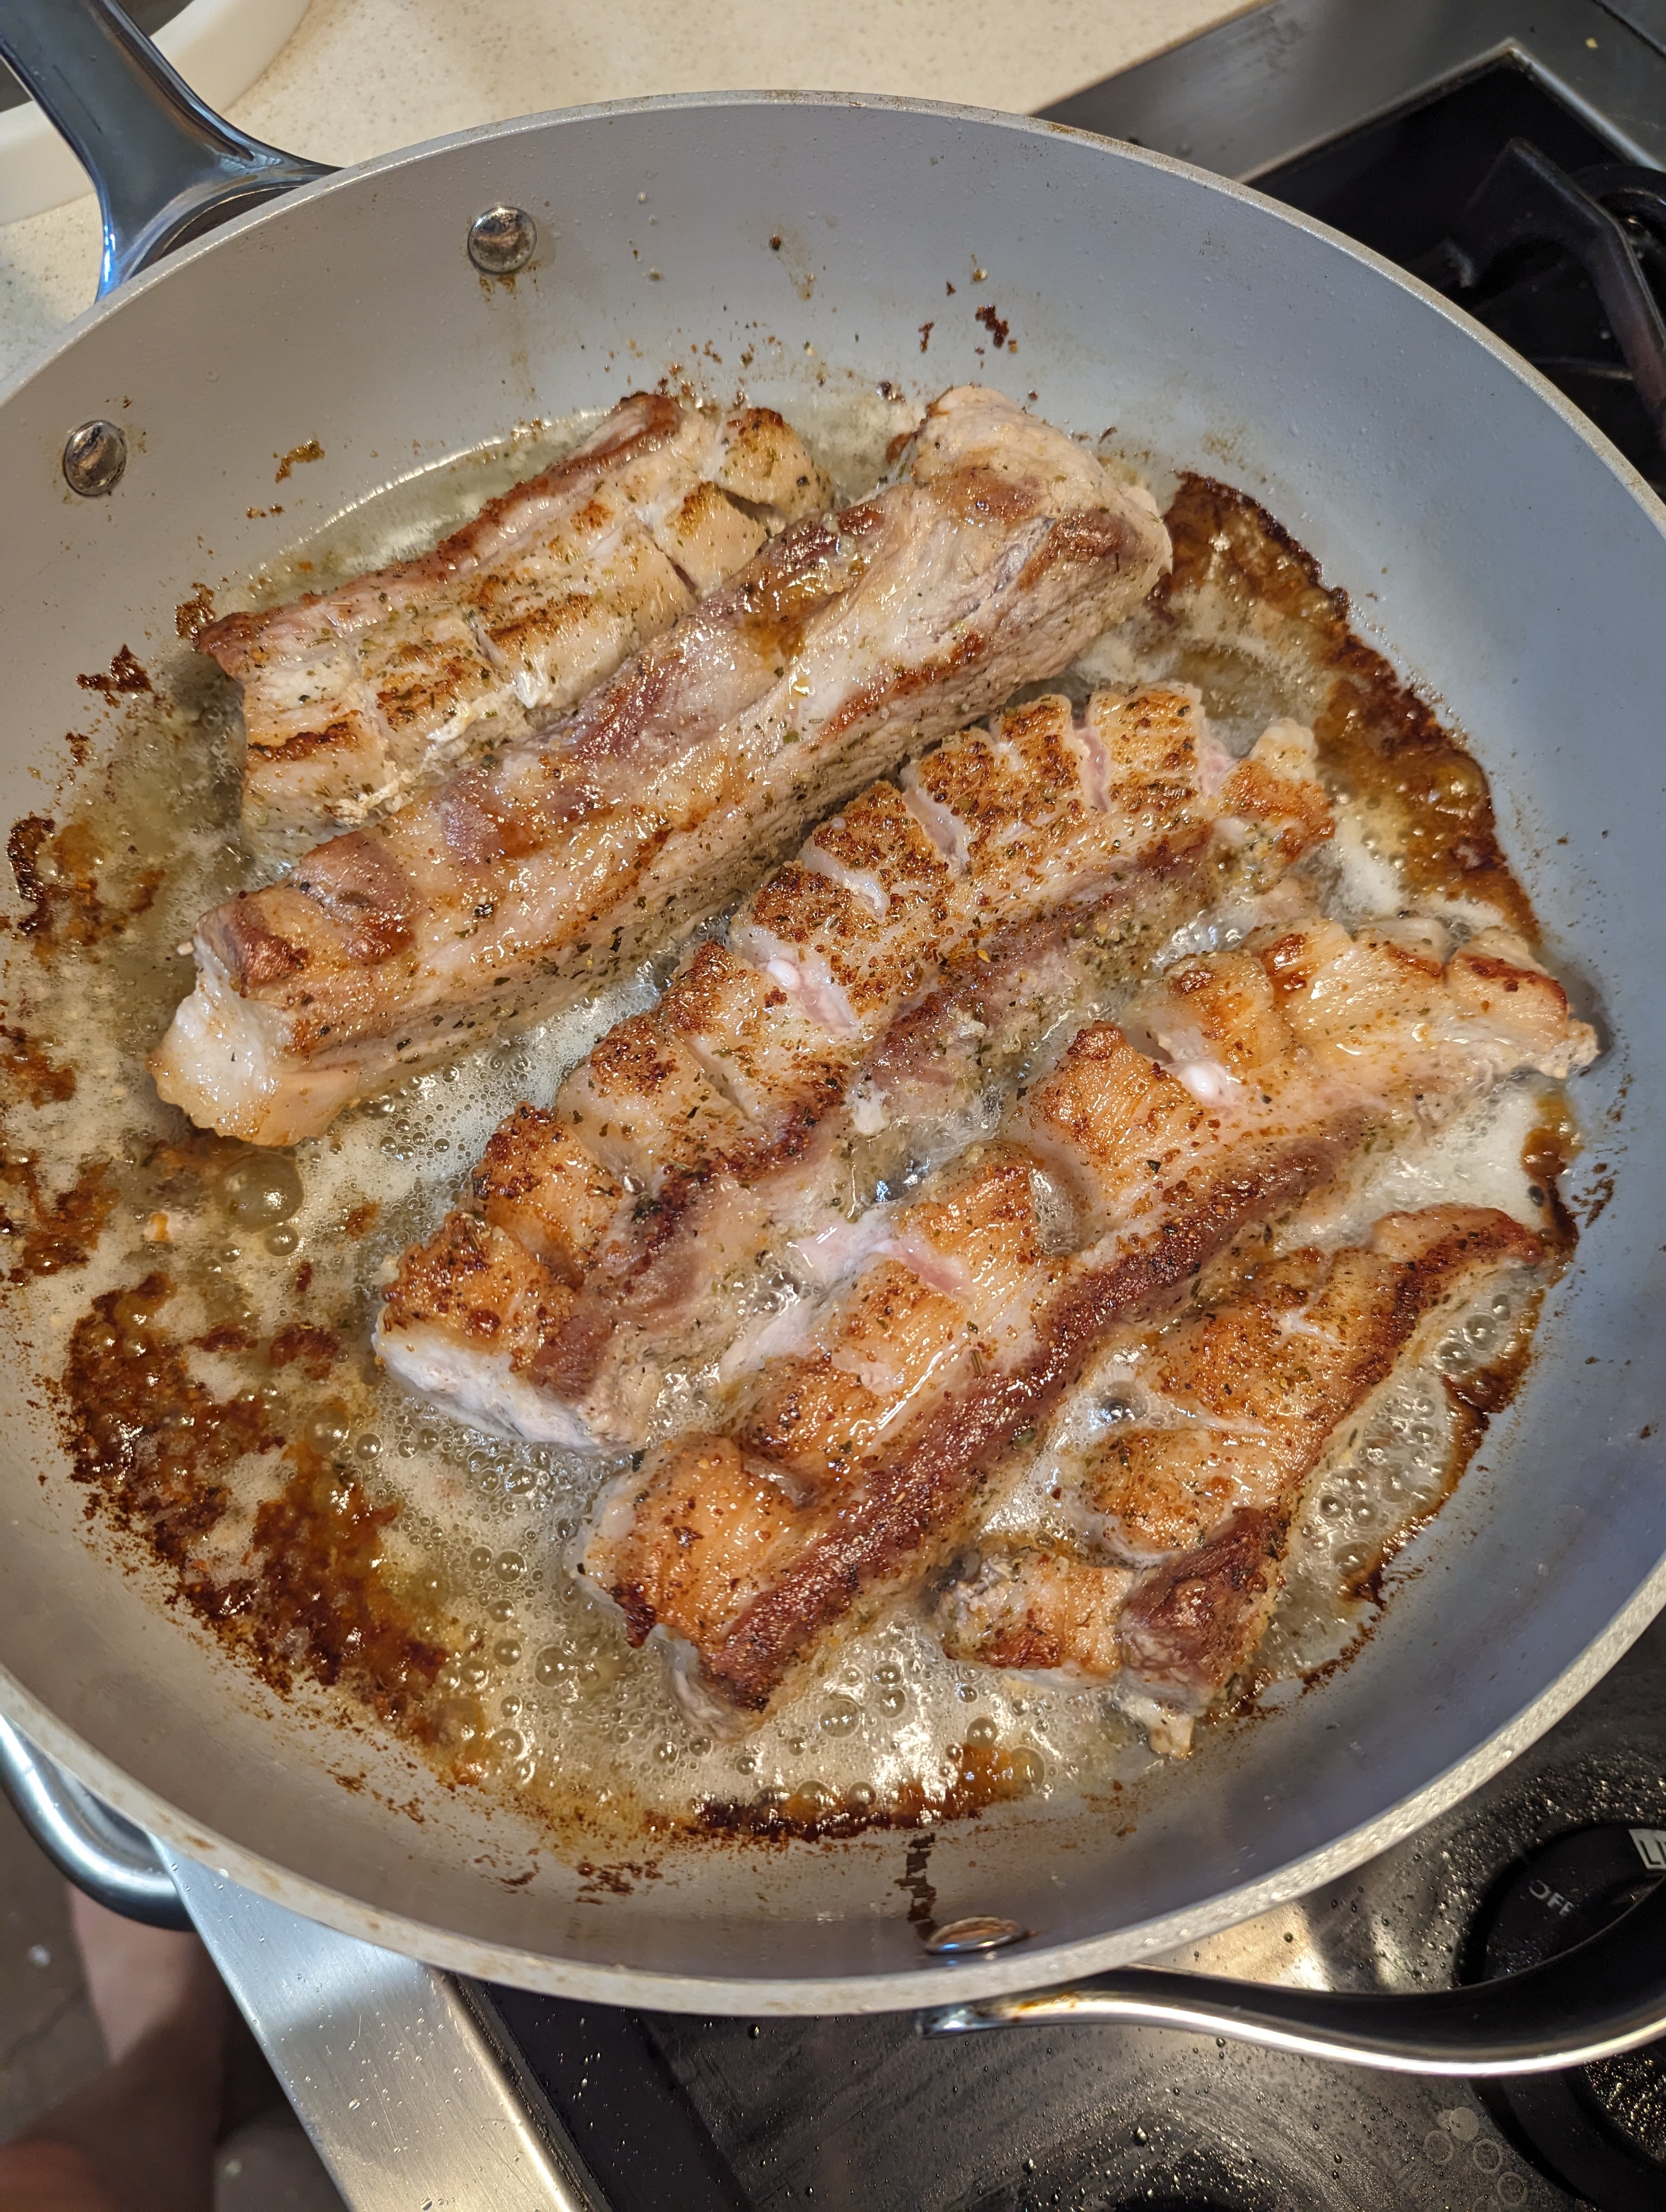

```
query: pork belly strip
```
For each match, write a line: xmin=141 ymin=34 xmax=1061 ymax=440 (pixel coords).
xmin=204 ymin=394 xmax=827 ymax=840
xmin=375 ymin=687 xmax=1333 ymax=1448
xmin=581 ymin=914 xmax=1593 ymax=1722
xmin=938 ymin=1204 xmax=1545 ymax=1752
xmin=153 ymin=387 xmax=1172 ymax=1146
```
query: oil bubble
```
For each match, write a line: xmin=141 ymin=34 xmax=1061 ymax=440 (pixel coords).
xmin=495 ymin=1639 xmax=522 ymax=1666
xmin=533 ymin=1648 xmax=564 ymax=1684
xmin=263 ymin=1224 xmax=300 ymax=1257
xmin=1003 ymin=1746 xmax=1045 ymax=1791
xmin=965 ymin=1715 xmax=998 ymax=1746
xmin=820 ymin=1696 xmax=861 ymax=1737
xmin=308 ymin=1405 xmax=351 ymax=1453
xmin=496 ymin=1551 xmax=526 ymax=1580
xmin=221 ymin=1154 xmax=304 ymax=1228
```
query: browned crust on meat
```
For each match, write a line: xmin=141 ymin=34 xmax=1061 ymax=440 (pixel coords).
xmin=1154 ymin=475 xmax=1529 ymax=929
xmin=1118 ymin=1506 xmax=1290 ymax=1697
xmin=290 ymin=833 xmax=415 ymax=965
xmin=211 ymin=901 xmax=310 ymax=987
xmin=1114 ymin=1205 xmax=1544 ymax=1699
xmin=668 ymin=1129 xmax=1353 ymax=1711
xmin=379 ymin=1212 xmax=571 ymax=1355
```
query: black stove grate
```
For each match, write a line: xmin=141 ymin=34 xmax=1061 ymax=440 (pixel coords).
xmin=1255 ymin=56 xmax=1666 ymax=490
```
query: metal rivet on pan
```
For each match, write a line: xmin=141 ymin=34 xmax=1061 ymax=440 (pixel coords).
xmin=467 ymin=205 xmax=538 ymax=276
xmin=924 ymin=1915 xmax=1030 ymax=1956
xmin=62 ymin=419 xmax=127 ymax=498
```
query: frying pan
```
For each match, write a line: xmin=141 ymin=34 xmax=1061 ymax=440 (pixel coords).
xmin=1 ymin=0 xmax=1664 ymax=2054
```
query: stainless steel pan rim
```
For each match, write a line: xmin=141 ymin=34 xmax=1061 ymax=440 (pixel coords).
xmin=0 ymin=80 xmax=1661 ymax=2015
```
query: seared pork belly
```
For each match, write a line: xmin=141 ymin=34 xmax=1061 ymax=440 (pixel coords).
xmin=938 ymin=1204 xmax=1545 ymax=1753
xmin=154 ymin=387 xmax=1171 ymax=1145
xmin=205 ymin=395 xmax=826 ymax=841
xmin=581 ymin=914 xmax=1592 ymax=1725
xmin=376 ymin=689 xmax=1334 ymax=1447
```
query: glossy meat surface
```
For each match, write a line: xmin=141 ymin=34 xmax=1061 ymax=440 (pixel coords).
xmin=581 ymin=916 xmax=1591 ymax=1724
xmin=206 ymin=395 xmax=825 ymax=840
xmin=376 ymin=688 xmax=1334 ymax=1448
xmin=938 ymin=1205 xmax=1545 ymax=1750
xmin=154 ymin=387 xmax=1171 ymax=1144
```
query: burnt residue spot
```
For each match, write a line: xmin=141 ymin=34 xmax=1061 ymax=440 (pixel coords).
xmin=1522 ymin=1105 xmax=1581 ymax=1253
xmin=274 ymin=439 xmax=325 ymax=484
xmin=693 ymin=1740 xmax=1042 ymax=1844
xmin=76 ymin=647 xmax=152 ymax=705
xmin=268 ymin=1322 xmax=339 ymax=1379
xmin=575 ymin=1857 xmax=662 ymax=1901
xmin=975 ymin=303 xmax=1010 ymax=349
xmin=7 ymin=814 xmax=162 ymax=955
xmin=193 ymin=1322 xmax=254 ymax=1356
xmin=918 ymin=321 xmax=934 ymax=354
xmin=211 ymin=1448 xmax=448 ymax=1732
xmin=1582 ymin=1161 xmax=1617 ymax=1227
xmin=342 ymin=1200 xmax=381 ymax=1239
xmin=62 ymin=1275 xmax=453 ymax=1741
xmin=63 ymin=1274 xmax=276 ymax=1567
xmin=1154 ymin=476 xmax=1532 ymax=930
xmin=0 ymin=1159 xmax=116 ymax=1281
xmin=769 ymin=234 xmax=783 ymax=250
xmin=899 ymin=1834 xmax=938 ymax=1937
xmin=174 ymin=585 xmax=217 ymax=645
xmin=0 ymin=1026 xmax=74 ymax=1108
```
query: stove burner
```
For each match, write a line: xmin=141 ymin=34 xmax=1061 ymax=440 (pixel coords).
xmin=1257 ymin=56 xmax=1666 ymax=491
xmin=1466 ymin=1824 xmax=1666 ymax=2208
xmin=1412 ymin=143 xmax=1666 ymax=455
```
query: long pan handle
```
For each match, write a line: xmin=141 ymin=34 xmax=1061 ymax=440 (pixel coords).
xmin=0 ymin=0 xmax=331 ymax=295
xmin=924 ymin=1874 xmax=1666 ymax=2076
xmin=0 ymin=1714 xmax=189 ymax=1930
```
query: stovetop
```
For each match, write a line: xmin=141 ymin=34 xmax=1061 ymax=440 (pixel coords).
xmin=162 ymin=9 xmax=1666 ymax=2208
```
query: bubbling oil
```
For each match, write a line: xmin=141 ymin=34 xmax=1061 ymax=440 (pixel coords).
xmin=0 ymin=392 xmax=1579 ymax=1844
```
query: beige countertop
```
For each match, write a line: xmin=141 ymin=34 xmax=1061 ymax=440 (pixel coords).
xmin=0 ymin=0 xmax=1249 ymax=384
